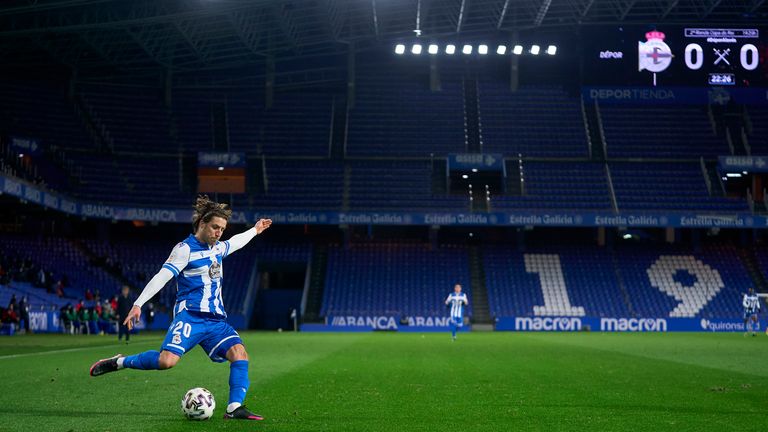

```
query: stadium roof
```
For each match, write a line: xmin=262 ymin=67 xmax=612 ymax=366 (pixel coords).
xmin=0 ymin=0 xmax=765 ymax=77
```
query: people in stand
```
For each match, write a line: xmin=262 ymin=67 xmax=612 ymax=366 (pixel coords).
xmin=2 ymin=304 xmax=20 ymax=331
xmin=35 ymin=268 xmax=46 ymax=289
xmin=88 ymin=306 xmax=100 ymax=335
xmin=110 ymin=295 xmax=118 ymax=314
xmin=18 ymin=296 xmax=30 ymax=334
xmin=78 ymin=305 xmax=90 ymax=334
xmin=98 ymin=300 xmax=116 ymax=335
xmin=60 ymin=304 xmax=75 ymax=334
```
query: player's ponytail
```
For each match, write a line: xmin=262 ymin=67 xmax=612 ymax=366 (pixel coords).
xmin=192 ymin=195 xmax=233 ymax=232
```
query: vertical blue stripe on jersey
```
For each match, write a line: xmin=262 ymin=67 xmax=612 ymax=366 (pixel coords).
xmin=173 ymin=234 xmax=229 ymax=318
xmin=448 ymin=294 xmax=465 ymax=319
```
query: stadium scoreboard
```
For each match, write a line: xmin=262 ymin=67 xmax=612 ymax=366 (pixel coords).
xmin=585 ymin=26 xmax=768 ymax=87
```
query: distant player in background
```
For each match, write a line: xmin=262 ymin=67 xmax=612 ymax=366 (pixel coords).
xmin=89 ymin=195 xmax=272 ymax=421
xmin=743 ymin=288 xmax=760 ymax=337
xmin=445 ymin=284 xmax=468 ymax=341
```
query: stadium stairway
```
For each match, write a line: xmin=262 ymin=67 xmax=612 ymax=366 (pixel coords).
xmin=330 ymin=95 xmax=347 ymax=159
xmin=469 ymin=246 xmax=492 ymax=325
xmin=248 ymin=156 xmax=267 ymax=200
xmin=303 ymin=245 xmax=328 ymax=322
xmin=713 ymin=103 xmax=749 ymax=155
xmin=611 ymin=251 xmax=637 ymax=317
xmin=342 ymin=165 xmax=351 ymax=211
xmin=583 ymin=99 xmax=605 ymax=161
xmin=463 ymin=75 xmax=482 ymax=153
xmin=739 ymin=248 xmax=768 ymax=294
xmin=431 ymin=158 xmax=448 ymax=195
xmin=503 ymin=159 xmax=523 ymax=196
xmin=703 ymin=160 xmax=726 ymax=197
xmin=73 ymin=93 xmax=112 ymax=152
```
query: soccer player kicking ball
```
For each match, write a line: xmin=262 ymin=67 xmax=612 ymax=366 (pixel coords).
xmin=445 ymin=283 xmax=468 ymax=341
xmin=89 ymin=196 xmax=272 ymax=421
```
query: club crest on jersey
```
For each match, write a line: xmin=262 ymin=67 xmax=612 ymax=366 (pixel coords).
xmin=209 ymin=261 xmax=222 ymax=279
xmin=638 ymin=30 xmax=672 ymax=73
xmin=172 ymin=334 xmax=182 ymax=345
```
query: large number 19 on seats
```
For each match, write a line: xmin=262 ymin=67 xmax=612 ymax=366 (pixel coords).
xmin=525 ymin=254 xmax=725 ymax=318
xmin=684 ymin=43 xmax=759 ymax=70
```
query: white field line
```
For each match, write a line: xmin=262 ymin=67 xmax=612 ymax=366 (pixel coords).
xmin=0 ymin=338 xmax=163 ymax=360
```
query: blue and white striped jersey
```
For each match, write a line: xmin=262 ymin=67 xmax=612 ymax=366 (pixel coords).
xmin=446 ymin=293 xmax=468 ymax=319
xmin=744 ymin=294 xmax=760 ymax=314
xmin=162 ymin=234 xmax=234 ymax=318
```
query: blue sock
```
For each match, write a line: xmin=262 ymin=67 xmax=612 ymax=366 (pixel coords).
xmin=228 ymin=360 xmax=250 ymax=408
xmin=451 ymin=324 xmax=457 ymax=338
xmin=122 ymin=350 xmax=160 ymax=370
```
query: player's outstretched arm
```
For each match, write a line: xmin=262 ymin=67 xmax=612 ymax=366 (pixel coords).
xmin=225 ymin=218 xmax=273 ymax=256
xmin=125 ymin=267 xmax=174 ymax=330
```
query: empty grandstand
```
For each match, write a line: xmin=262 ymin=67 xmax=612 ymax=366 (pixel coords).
xmin=0 ymin=7 xmax=765 ymax=340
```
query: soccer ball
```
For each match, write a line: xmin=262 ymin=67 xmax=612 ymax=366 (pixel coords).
xmin=181 ymin=387 xmax=216 ymax=420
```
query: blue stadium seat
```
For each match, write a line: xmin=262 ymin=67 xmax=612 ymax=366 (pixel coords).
xmin=479 ymin=84 xmax=588 ymax=157
xmin=601 ymin=105 xmax=728 ymax=158
xmin=322 ymin=243 xmax=471 ymax=317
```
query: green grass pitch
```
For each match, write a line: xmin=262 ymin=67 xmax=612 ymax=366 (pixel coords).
xmin=1 ymin=331 xmax=767 ymax=431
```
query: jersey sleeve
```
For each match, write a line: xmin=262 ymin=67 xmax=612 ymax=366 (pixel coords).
xmin=134 ymin=267 xmax=174 ymax=308
xmin=222 ymin=227 xmax=258 ymax=258
xmin=161 ymin=242 xmax=190 ymax=277
xmin=220 ymin=240 xmax=231 ymax=258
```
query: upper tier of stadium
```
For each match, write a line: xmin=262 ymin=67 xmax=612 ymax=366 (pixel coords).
xmin=0 ymin=70 xmax=755 ymax=214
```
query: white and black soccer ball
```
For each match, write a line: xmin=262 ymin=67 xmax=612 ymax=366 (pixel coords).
xmin=181 ymin=387 xmax=216 ymax=420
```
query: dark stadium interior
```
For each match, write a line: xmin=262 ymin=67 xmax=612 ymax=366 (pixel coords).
xmin=6 ymin=2 xmax=768 ymax=431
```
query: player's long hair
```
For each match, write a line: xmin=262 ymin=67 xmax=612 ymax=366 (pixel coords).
xmin=192 ymin=195 xmax=232 ymax=232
